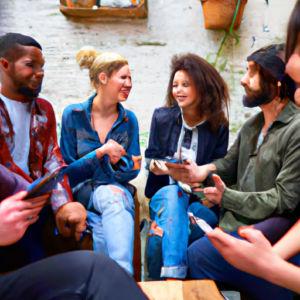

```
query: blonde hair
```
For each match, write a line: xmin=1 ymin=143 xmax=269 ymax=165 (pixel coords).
xmin=89 ymin=52 xmax=128 ymax=88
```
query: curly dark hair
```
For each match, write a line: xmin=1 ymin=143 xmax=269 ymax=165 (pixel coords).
xmin=165 ymin=53 xmax=230 ymax=134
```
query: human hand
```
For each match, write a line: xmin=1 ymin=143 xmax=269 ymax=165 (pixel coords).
xmin=97 ymin=139 xmax=127 ymax=164
xmin=207 ymin=227 xmax=280 ymax=280
xmin=165 ymin=160 xmax=216 ymax=184
xmin=0 ymin=191 xmax=49 ymax=246
xmin=149 ymin=160 xmax=170 ymax=176
xmin=203 ymin=174 xmax=225 ymax=206
xmin=55 ymin=202 xmax=87 ymax=241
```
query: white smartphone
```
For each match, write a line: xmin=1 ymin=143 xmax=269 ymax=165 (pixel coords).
xmin=188 ymin=212 xmax=213 ymax=234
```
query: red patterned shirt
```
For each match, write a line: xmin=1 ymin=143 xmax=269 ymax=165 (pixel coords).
xmin=0 ymin=97 xmax=72 ymax=212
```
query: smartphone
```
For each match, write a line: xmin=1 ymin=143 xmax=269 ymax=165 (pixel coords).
xmin=152 ymin=158 xmax=180 ymax=163
xmin=188 ymin=212 xmax=213 ymax=234
xmin=25 ymin=168 xmax=65 ymax=199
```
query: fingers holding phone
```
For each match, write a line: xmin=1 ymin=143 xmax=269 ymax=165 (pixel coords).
xmin=149 ymin=159 xmax=170 ymax=176
xmin=0 ymin=191 xmax=49 ymax=246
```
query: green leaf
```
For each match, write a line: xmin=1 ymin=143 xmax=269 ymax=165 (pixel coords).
xmin=219 ymin=58 xmax=228 ymax=73
xmin=139 ymin=132 xmax=149 ymax=137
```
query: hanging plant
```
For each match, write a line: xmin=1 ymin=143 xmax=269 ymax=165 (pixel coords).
xmin=203 ymin=0 xmax=248 ymax=68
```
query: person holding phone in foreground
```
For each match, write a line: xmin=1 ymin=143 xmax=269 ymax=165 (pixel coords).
xmin=0 ymin=176 xmax=149 ymax=300
xmin=0 ymin=33 xmax=87 ymax=273
xmin=145 ymin=54 xmax=230 ymax=279
xmin=204 ymin=0 xmax=300 ymax=296
xmin=166 ymin=42 xmax=300 ymax=298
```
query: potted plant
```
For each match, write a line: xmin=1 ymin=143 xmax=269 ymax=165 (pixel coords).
xmin=200 ymin=0 xmax=248 ymax=30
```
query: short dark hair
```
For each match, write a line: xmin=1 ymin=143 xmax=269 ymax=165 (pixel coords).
xmin=0 ymin=33 xmax=42 ymax=62
xmin=249 ymin=44 xmax=295 ymax=101
xmin=166 ymin=53 xmax=230 ymax=134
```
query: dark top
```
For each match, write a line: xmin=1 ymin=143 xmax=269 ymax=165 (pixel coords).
xmin=145 ymin=105 xmax=229 ymax=198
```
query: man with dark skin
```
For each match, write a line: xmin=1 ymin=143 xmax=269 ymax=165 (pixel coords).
xmin=0 ymin=33 xmax=87 ymax=272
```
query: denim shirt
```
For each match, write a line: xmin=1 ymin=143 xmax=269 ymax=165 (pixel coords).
xmin=60 ymin=93 xmax=141 ymax=187
xmin=145 ymin=105 xmax=229 ymax=198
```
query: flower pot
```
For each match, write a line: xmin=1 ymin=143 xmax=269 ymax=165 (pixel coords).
xmin=200 ymin=0 xmax=248 ymax=30
xmin=66 ymin=0 xmax=76 ymax=7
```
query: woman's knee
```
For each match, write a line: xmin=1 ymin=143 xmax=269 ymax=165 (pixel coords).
xmin=151 ymin=185 xmax=186 ymax=208
xmin=92 ymin=185 xmax=134 ymax=215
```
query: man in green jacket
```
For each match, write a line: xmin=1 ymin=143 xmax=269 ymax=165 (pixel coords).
xmin=167 ymin=44 xmax=300 ymax=300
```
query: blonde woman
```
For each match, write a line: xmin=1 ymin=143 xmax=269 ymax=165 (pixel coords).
xmin=60 ymin=53 xmax=141 ymax=274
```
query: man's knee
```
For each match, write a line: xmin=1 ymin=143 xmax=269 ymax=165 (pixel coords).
xmin=58 ymin=251 xmax=118 ymax=278
xmin=188 ymin=237 xmax=211 ymax=279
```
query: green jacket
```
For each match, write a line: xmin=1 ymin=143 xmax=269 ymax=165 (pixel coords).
xmin=214 ymin=101 xmax=300 ymax=232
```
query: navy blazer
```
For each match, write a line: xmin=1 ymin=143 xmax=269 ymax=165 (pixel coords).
xmin=145 ymin=105 xmax=229 ymax=198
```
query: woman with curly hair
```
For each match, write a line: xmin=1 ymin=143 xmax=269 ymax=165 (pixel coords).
xmin=145 ymin=53 xmax=230 ymax=279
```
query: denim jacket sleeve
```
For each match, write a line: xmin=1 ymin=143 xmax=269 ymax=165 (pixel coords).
xmin=100 ymin=110 xmax=141 ymax=184
xmin=60 ymin=107 xmax=101 ymax=187
xmin=60 ymin=107 xmax=141 ymax=187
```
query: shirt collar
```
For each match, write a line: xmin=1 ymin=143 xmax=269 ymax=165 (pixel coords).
xmin=180 ymin=109 xmax=205 ymax=130
xmin=274 ymin=100 xmax=298 ymax=125
xmin=82 ymin=92 xmax=127 ymax=122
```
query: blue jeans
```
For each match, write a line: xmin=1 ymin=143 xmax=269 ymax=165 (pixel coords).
xmin=188 ymin=231 xmax=300 ymax=300
xmin=87 ymin=183 xmax=135 ymax=274
xmin=147 ymin=185 xmax=218 ymax=279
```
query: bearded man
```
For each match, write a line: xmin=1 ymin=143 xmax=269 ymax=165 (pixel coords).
xmin=0 ymin=33 xmax=88 ymax=273
xmin=167 ymin=44 xmax=300 ymax=300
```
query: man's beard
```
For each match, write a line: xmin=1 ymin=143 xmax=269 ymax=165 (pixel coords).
xmin=17 ymin=82 xmax=41 ymax=98
xmin=243 ymin=81 xmax=275 ymax=108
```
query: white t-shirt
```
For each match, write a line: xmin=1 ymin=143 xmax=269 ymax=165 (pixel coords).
xmin=168 ymin=112 xmax=204 ymax=184
xmin=0 ymin=92 xmax=32 ymax=175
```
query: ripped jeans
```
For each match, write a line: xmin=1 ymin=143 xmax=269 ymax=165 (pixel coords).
xmin=147 ymin=184 xmax=218 ymax=279
xmin=87 ymin=183 xmax=135 ymax=274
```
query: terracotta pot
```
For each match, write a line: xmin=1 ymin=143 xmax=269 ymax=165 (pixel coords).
xmin=66 ymin=0 xmax=76 ymax=7
xmin=201 ymin=0 xmax=248 ymax=30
